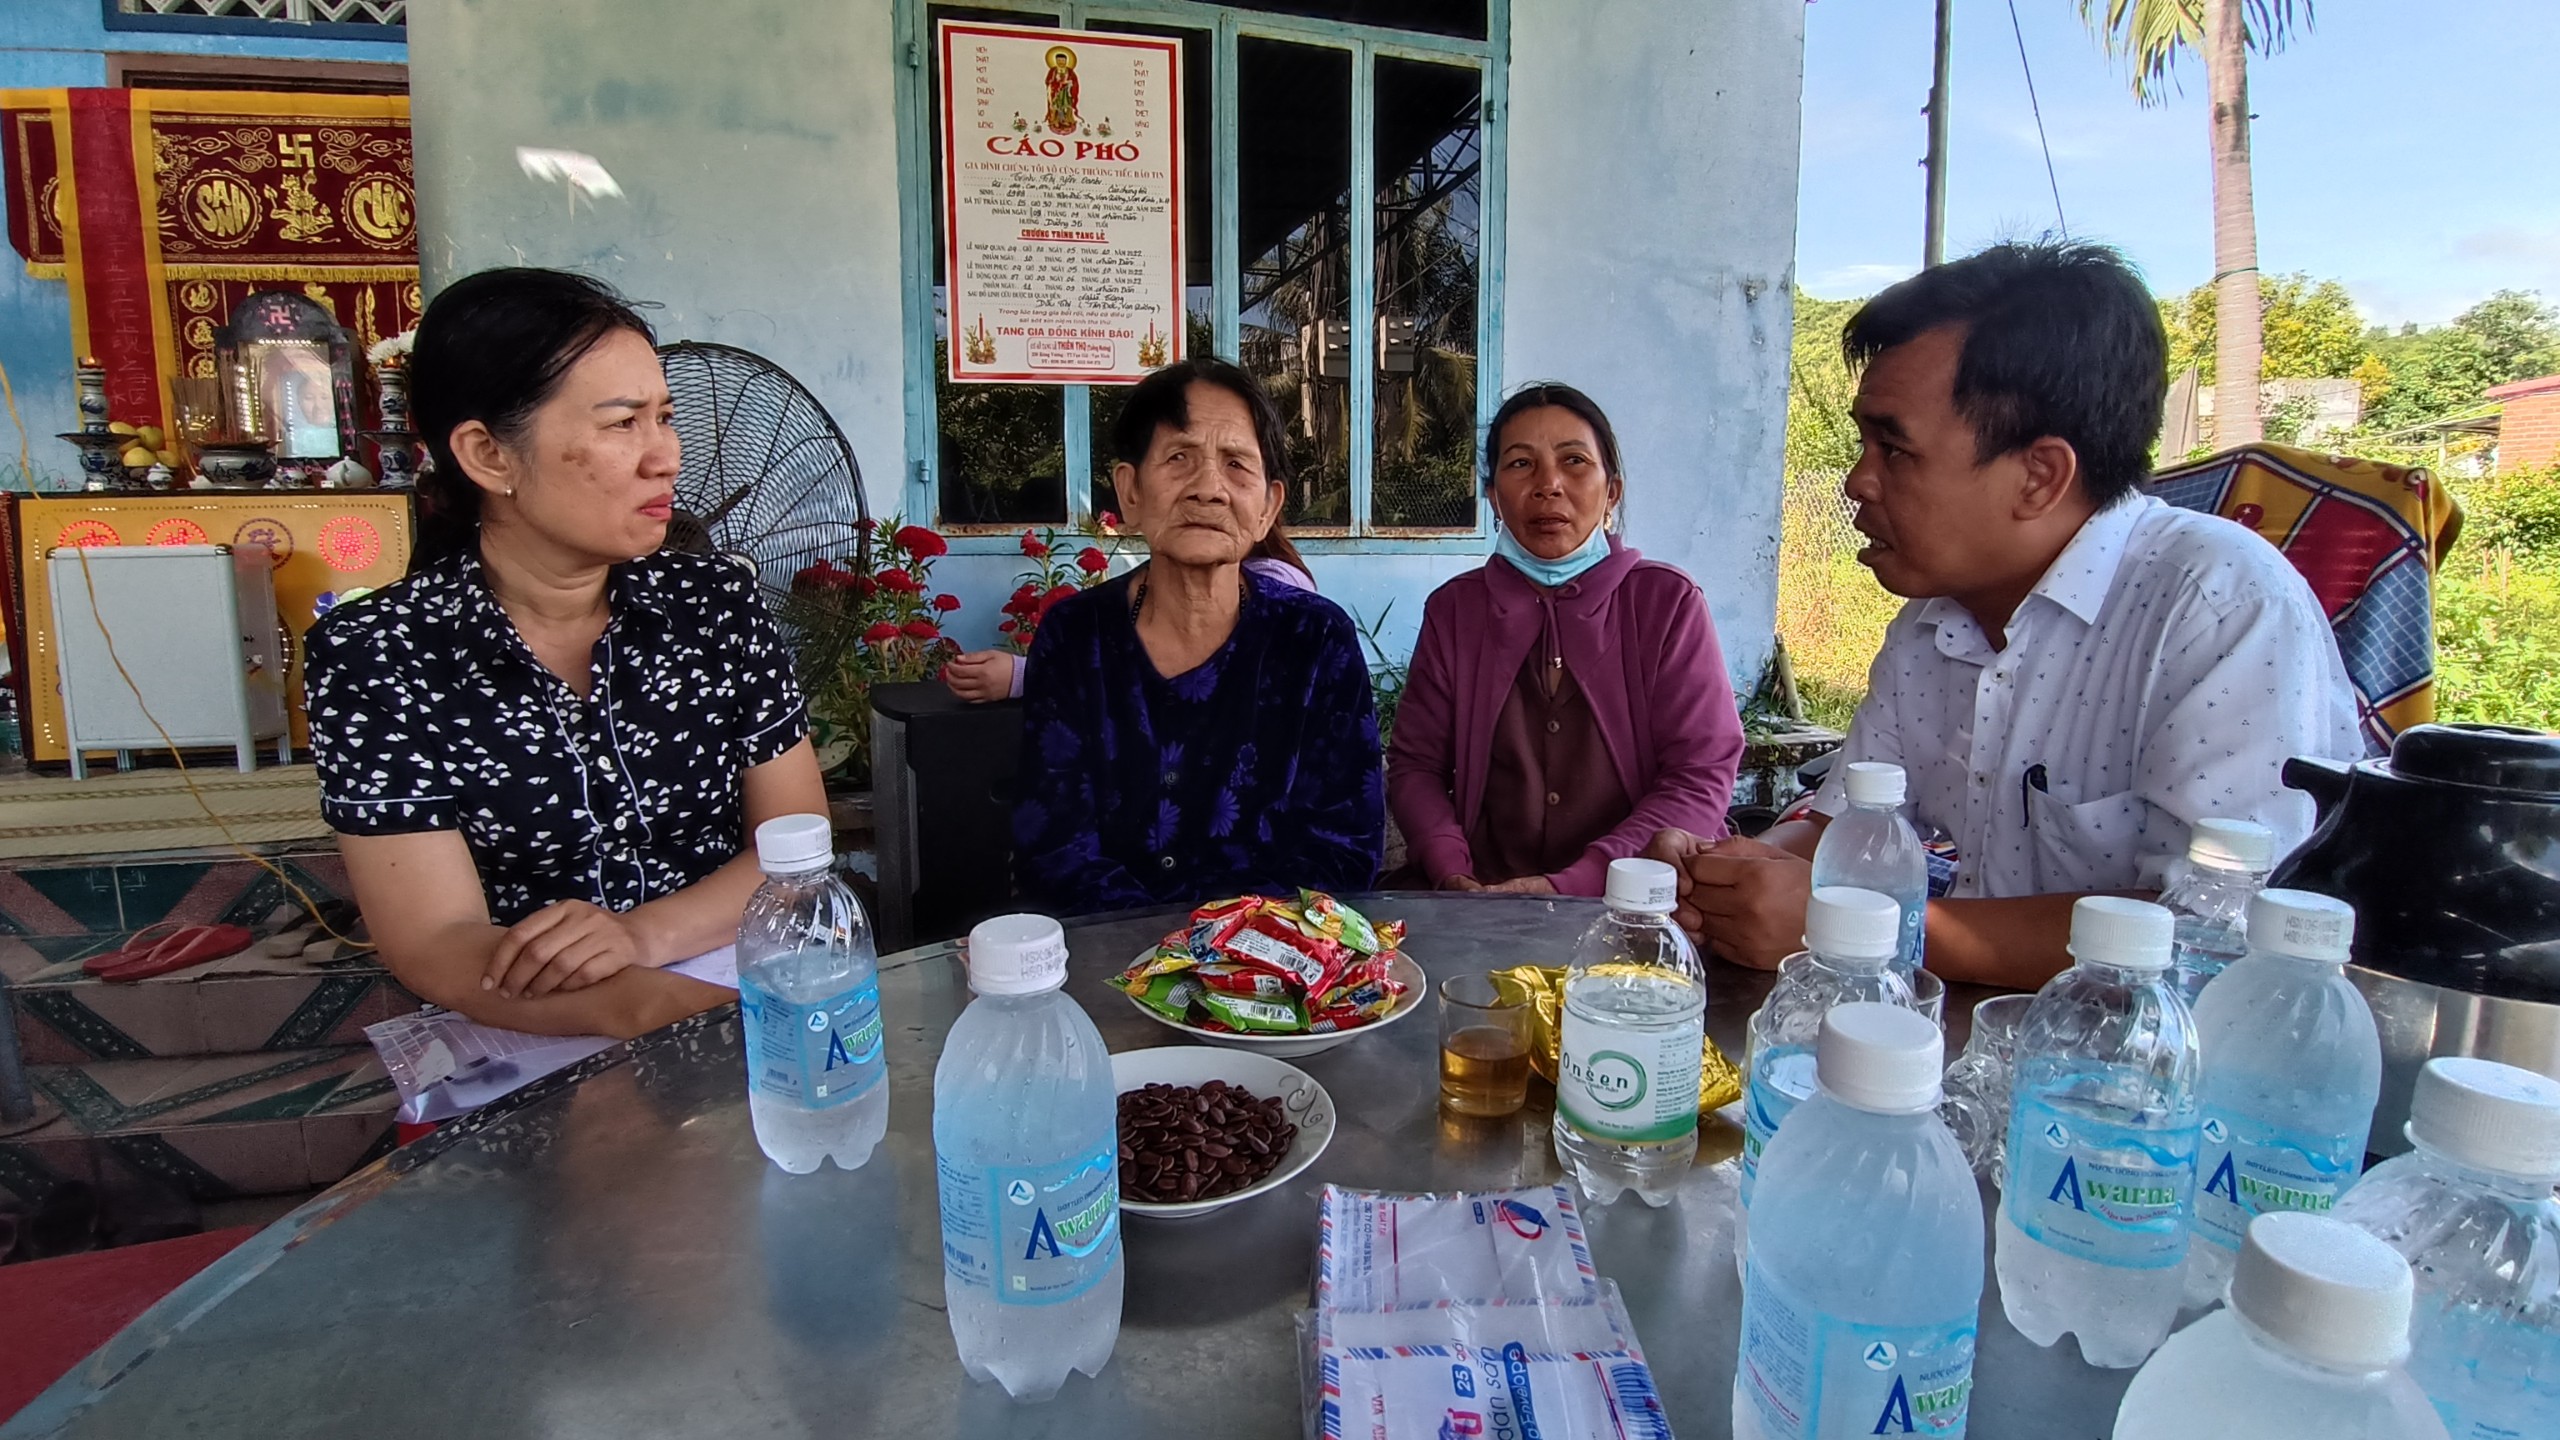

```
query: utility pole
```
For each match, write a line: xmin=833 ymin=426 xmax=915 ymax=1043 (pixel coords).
xmin=1922 ymin=0 xmax=1953 ymax=267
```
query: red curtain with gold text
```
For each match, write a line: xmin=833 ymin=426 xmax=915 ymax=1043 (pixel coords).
xmin=1 ymin=88 xmax=419 ymax=434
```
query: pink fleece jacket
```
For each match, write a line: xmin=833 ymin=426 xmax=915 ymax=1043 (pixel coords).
xmin=1385 ymin=538 xmax=1745 ymax=896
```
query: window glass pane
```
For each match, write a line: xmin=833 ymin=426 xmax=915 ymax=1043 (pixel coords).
xmin=930 ymin=5 xmax=1067 ymax=527
xmin=1238 ymin=37 xmax=1353 ymax=531
xmin=1086 ymin=22 xmax=1213 ymax=523
xmin=1235 ymin=1 xmax=1487 ymax=42
xmin=1371 ymin=56 xmax=1481 ymax=530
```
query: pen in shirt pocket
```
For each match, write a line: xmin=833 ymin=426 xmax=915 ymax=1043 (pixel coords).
xmin=2021 ymin=763 xmax=2049 ymax=827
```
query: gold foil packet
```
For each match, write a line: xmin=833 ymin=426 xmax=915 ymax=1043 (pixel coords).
xmin=1489 ymin=965 xmax=1743 ymax=1115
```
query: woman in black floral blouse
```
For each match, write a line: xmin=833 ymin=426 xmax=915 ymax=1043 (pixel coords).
xmin=305 ymin=269 xmax=828 ymax=1039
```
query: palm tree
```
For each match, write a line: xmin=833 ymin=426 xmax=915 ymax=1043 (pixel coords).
xmin=2075 ymin=0 xmax=2312 ymax=447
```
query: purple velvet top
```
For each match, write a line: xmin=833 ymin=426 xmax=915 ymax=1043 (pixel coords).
xmin=1012 ymin=566 xmax=1385 ymax=915
xmin=1387 ymin=538 xmax=1745 ymax=895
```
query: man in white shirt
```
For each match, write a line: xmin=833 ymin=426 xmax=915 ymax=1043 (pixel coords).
xmin=1652 ymin=241 xmax=2363 ymax=988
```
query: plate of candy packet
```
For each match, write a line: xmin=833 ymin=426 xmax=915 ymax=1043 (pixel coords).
xmin=1109 ymin=892 xmax=1427 ymax=1059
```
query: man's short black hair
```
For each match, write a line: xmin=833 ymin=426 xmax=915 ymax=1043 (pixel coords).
xmin=1108 ymin=356 xmax=1292 ymax=486
xmin=1842 ymin=239 xmax=2167 ymax=510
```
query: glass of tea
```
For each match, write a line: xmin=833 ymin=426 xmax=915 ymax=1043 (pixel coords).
xmin=1438 ymin=973 xmax=1533 ymax=1118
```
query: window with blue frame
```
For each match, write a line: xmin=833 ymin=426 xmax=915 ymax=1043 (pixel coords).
xmin=895 ymin=0 xmax=1505 ymax=545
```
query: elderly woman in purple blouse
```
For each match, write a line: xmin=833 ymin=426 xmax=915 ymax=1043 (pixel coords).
xmin=1013 ymin=359 xmax=1384 ymax=916
xmin=1388 ymin=384 xmax=1745 ymax=896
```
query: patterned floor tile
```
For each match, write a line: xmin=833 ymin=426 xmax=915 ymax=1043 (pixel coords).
xmin=11 ymin=865 xmax=125 ymax=934
xmin=30 ymin=1048 xmax=377 ymax=1135
xmin=0 ymin=866 xmax=86 ymax=937
xmin=0 ymin=1127 xmax=99 ymax=1207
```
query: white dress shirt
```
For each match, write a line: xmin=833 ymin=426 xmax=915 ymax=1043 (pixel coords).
xmin=1809 ymin=494 xmax=2365 ymax=898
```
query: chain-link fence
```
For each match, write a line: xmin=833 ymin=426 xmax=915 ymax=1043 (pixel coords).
xmin=1776 ymin=469 xmax=1899 ymax=730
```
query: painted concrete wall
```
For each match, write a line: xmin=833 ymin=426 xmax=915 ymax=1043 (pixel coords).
xmin=405 ymin=0 xmax=911 ymax=592
xmin=1504 ymin=0 xmax=1804 ymax=689
xmin=405 ymin=0 xmax=1804 ymax=670
xmin=0 ymin=0 xmax=408 ymax=487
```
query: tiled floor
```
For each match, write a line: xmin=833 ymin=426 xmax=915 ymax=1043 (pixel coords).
xmin=2 ymin=844 xmax=407 ymax=1247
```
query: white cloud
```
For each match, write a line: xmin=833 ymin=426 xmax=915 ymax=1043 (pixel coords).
xmin=1805 ymin=262 xmax=1916 ymax=299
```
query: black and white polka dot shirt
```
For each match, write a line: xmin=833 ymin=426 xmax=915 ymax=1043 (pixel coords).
xmin=304 ymin=546 xmax=809 ymax=925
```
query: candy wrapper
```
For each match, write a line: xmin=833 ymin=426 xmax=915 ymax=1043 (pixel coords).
xmin=1198 ymin=990 xmax=1307 ymax=1033
xmin=1218 ymin=910 xmax=1353 ymax=998
xmin=1489 ymin=964 xmax=1742 ymax=1116
xmin=1122 ymin=971 xmax=1204 ymax=1021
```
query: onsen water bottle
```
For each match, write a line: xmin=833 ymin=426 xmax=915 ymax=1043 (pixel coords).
xmin=737 ymin=813 xmax=886 ymax=1173
xmin=2114 ymin=1212 xmax=2448 ymax=1440
xmin=934 ymin=913 xmax=1122 ymax=1401
xmin=2183 ymin=889 xmax=2379 ymax=1308
xmin=1810 ymin=761 xmax=1929 ymax=972
xmin=1995 ymin=896 xmax=2201 ymax=1369
xmin=2335 ymin=1057 xmax=2560 ymax=1440
xmin=1735 ymin=886 xmax=1918 ymax=1273
xmin=1554 ymin=858 xmax=1707 ymax=1207
xmin=1734 ymin=1003 xmax=1983 ymax=1440
xmin=2159 ymin=817 xmax=2275 ymax=1005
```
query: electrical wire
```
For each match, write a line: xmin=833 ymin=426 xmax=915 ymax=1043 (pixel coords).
xmin=2007 ymin=0 xmax=2070 ymax=236
xmin=66 ymin=543 xmax=369 ymax=954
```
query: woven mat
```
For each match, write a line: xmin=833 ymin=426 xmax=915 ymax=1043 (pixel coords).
xmin=0 ymin=763 xmax=327 ymax=860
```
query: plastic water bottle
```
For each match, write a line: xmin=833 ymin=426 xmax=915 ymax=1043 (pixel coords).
xmin=933 ymin=913 xmax=1122 ymax=1401
xmin=2115 ymin=1212 xmax=2449 ymax=1440
xmin=2184 ymin=889 xmax=2379 ymax=1307
xmin=737 ymin=814 xmax=886 ymax=1174
xmin=1735 ymin=886 xmax=1919 ymax=1273
xmin=2160 ymin=817 xmax=2275 ymax=1005
xmin=1554 ymin=858 xmax=1706 ymax=1207
xmin=1811 ymin=761 xmax=1929 ymax=972
xmin=1734 ymin=1003 xmax=1982 ymax=1440
xmin=2335 ymin=1057 xmax=2560 ymax=1440
xmin=1995 ymin=896 xmax=2201 ymax=1369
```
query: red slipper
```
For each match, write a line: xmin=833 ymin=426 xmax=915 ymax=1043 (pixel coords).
xmin=81 ymin=921 xmax=185 ymax=978
xmin=91 ymin=924 xmax=255 ymax=983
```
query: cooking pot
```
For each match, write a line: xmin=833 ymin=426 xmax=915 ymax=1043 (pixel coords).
xmin=2273 ymin=723 xmax=2560 ymax=1153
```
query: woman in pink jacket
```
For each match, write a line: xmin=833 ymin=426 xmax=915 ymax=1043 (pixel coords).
xmin=1387 ymin=383 xmax=1745 ymax=896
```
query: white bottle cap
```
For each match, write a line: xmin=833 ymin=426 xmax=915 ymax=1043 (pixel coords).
xmin=2188 ymin=816 xmax=2276 ymax=871
xmin=2229 ymin=1211 xmax=2414 ymax=1373
xmin=1804 ymin=886 xmax=1901 ymax=964
xmin=2066 ymin=895 xmax=2175 ymax=972
xmin=752 ymin=813 xmax=834 ymax=874
xmin=1605 ymin=857 xmax=1679 ymax=915
xmin=2407 ymin=1056 xmax=2560 ymax=1182
xmin=1814 ymin=1001 xmax=1944 ymax=1114
xmin=965 ymin=913 xmax=1070 ymax=996
xmin=1842 ymin=761 xmax=1907 ymax=808
xmin=2246 ymin=889 xmax=2356 ymax=964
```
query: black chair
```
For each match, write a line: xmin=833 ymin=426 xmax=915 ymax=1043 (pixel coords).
xmin=868 ymin=684 xmax=1022 ymax=950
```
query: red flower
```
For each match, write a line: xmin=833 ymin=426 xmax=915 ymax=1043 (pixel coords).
xmin=853 ymin=573 xmax=878 ymax=598
xmin=998 ymin=619 xmax=1017 ymax=635
xmin=1037 ymin=582 xmax=1080 ymax=616
xmin=931 ymin=592 xmax=962 ymax=613
xmin=1098 ymin=511 xmax=1122 ymax=532
xmin=862 ymin=621 xmax=901 ymax=644
xmin=1020 ymin=531 xmax=1050 ymax=559
xmin=877 ymin=568 xmax=921 ymax=594
xmin=1075 ymin=546 xmax=1108 ymax=575
xmin=901 ymin=618 xmax=941 ymax=641
xmin=894 ymin=524 xmax=948 ymax=559
xmin=857 ymin=517 xmax=878 ymax=532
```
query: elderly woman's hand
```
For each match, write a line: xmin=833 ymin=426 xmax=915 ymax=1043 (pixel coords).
xmin=485 ymin=900 xmax=653 ymax=998
xmin=942 ymin=650 xmax=1017 ymax=704
xmin=1484 ymin=875 xmax=1557 ymax=895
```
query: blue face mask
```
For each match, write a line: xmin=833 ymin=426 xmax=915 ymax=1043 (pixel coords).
xmin=1493 ymin=518 xmax=1612 ymax=588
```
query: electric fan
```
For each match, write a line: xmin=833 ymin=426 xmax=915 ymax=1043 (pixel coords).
xmin=656 ymin=341 xmax=872 ymax=595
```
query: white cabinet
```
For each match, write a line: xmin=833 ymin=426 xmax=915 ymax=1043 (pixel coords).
xmin=46 ymin=544 xmax=290 ymax=779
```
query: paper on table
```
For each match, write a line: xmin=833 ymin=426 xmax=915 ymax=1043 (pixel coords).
xmin=367 ymin=944 xmax=739 ymax=1125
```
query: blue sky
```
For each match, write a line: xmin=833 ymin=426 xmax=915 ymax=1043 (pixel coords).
xmin=1796 ymin=0 xmax=2560 ymax=326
